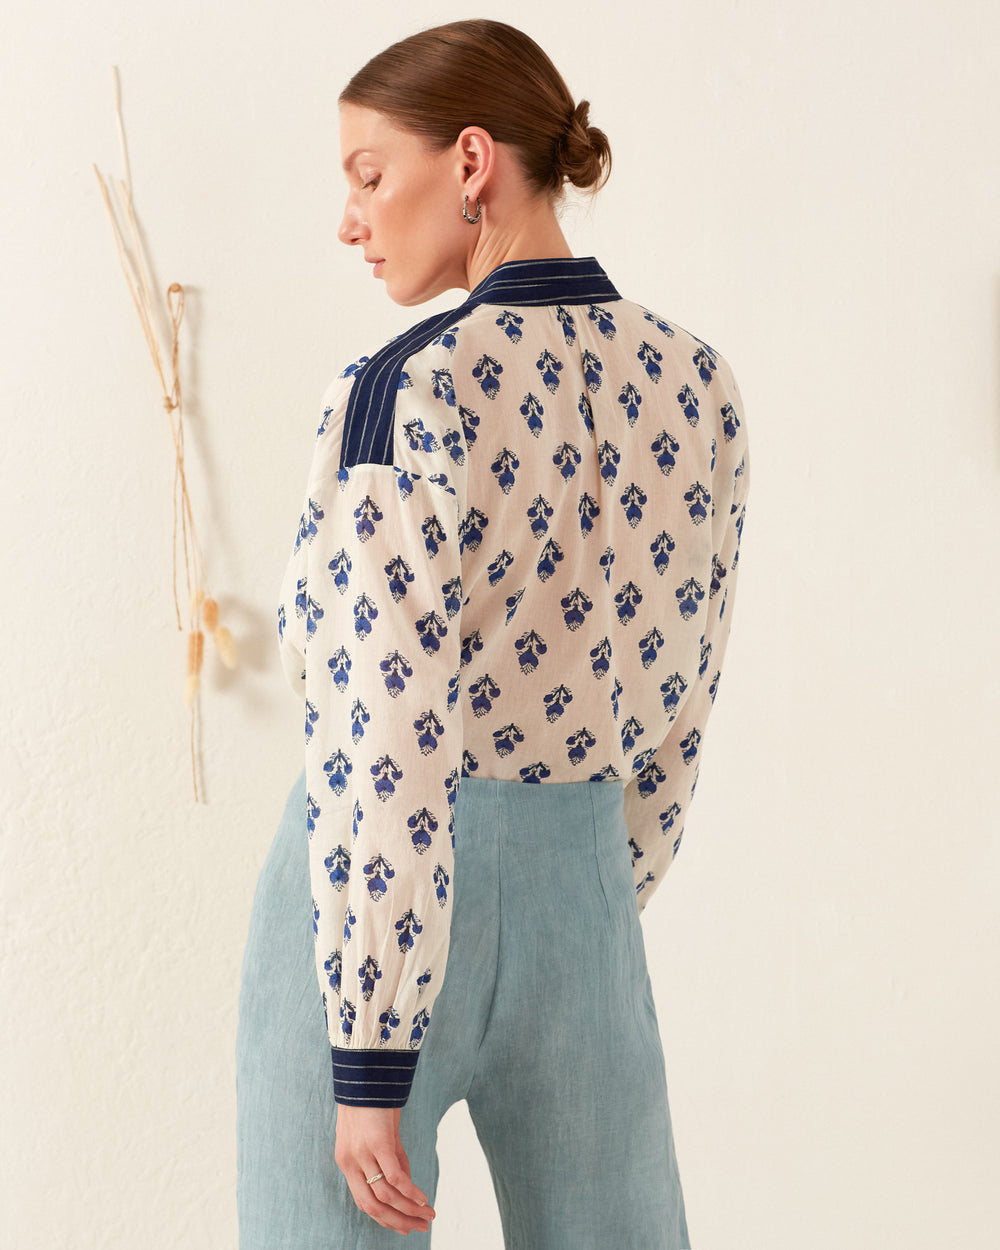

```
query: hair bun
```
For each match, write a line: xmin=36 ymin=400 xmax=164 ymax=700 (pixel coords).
xmin=556 ymin=99 xmax=612 ymax=191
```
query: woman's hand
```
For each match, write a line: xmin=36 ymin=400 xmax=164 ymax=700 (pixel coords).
xmin=334 ymin=1104 xmax=435 ymax=1235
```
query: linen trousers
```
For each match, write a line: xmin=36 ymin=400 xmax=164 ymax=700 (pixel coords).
xmin=236 ymin=771 xmax=689 ymax=1249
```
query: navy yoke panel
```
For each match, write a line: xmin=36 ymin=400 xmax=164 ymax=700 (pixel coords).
xmin=339 ymin=258 xmax=622 ymax=470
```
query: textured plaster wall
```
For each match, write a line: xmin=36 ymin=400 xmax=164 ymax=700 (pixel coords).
xmin=2 ymin=1 xmax=998 ymax=1247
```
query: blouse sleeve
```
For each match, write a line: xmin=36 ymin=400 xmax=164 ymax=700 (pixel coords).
xmin=623 ymin=382 xmax=750 ymax=912
xmin=297 ymin=422 xmax=464 ymax=1107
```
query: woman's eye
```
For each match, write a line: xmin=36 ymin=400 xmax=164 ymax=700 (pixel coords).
xmin=361 ymin=175 xmax=381 ymax=192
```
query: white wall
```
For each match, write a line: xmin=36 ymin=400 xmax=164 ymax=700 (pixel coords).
xmin=2 ymin=1 xmax=998 ymax=1246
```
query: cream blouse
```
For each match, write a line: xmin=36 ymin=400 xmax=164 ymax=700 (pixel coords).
xmin=277 ymin=257 xmax=749 ymax=1105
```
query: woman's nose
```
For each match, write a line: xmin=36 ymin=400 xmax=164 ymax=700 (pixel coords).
xmin=338 ymin=198 xmax=369 ymax=247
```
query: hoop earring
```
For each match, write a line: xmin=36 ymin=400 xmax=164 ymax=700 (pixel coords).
xmin=462 ymin=195 xmax=482 ymax=224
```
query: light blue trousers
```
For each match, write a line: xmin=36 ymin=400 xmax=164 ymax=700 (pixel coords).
xmin=236 ymin=772 xmax=689 ymax=1249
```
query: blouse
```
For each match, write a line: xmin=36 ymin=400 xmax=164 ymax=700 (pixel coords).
xmin=277 ymin=257 xmax=749 ymax=1107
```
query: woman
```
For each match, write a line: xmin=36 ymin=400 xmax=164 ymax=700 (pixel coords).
xmin=238 ymin=19 xmax=748 ymax=1249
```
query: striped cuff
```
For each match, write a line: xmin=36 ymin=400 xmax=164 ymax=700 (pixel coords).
xmin=331 ymin=1047 xmax=420 ymax=1108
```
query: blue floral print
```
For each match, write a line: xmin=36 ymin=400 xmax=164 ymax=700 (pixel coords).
xmin=276 ymin=258 xmax=748 ymax=1092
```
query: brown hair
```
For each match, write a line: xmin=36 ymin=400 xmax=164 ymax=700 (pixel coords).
xmin=339 ymin=20 xmax=611 ymax=196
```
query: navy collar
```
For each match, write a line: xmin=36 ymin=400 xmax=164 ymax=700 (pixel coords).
xmin=468 ymin=257 xmax=620 ymax=307
xmin=340 ymin=258 xmax=620 ymax=469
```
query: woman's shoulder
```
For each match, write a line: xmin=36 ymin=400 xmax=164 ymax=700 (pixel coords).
xmin=332 ymin=302 xmax=484 ymax=470
xmin=605 ymin=296 xmax=742 ymax=403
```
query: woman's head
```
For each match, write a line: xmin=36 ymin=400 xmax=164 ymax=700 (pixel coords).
xmin=337 ymin=21 xmax=612 ymax=306
xmin=339 ymin=20 xmax=611 ymax=198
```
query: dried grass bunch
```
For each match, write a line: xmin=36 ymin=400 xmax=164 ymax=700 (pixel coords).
xmin=93 ymin=67 xmax=237 ymax=800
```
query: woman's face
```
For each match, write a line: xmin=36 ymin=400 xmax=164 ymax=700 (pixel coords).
xmin=338 ymin=104 xmax=474 ymax=306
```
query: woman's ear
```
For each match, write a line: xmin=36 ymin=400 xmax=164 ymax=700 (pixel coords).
xmin=454 ymin=127 xmax=495 ymax=199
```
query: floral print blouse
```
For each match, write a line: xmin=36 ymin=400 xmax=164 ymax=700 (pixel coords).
xmin=277 ymin=257 xmax=749 ymax=1105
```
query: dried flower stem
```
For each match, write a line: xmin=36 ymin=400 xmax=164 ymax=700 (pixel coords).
xmin=94 ymin=66 xmax=237 ymax=801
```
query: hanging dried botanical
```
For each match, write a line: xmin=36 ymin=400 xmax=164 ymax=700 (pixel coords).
xmin=93 ymin=67 xmax=237 ymax=801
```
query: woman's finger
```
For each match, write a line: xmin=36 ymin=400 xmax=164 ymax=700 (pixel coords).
xmin=369 ymin=1177 xmax=434 ymax=1227
xmin=345 ymin=1160 xmax=433 ymax=1234
xmin=362 ymin=1154 xmax=434 ymax=1222
xmin=378 ymin=1149 xmax=431 ymax=1209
